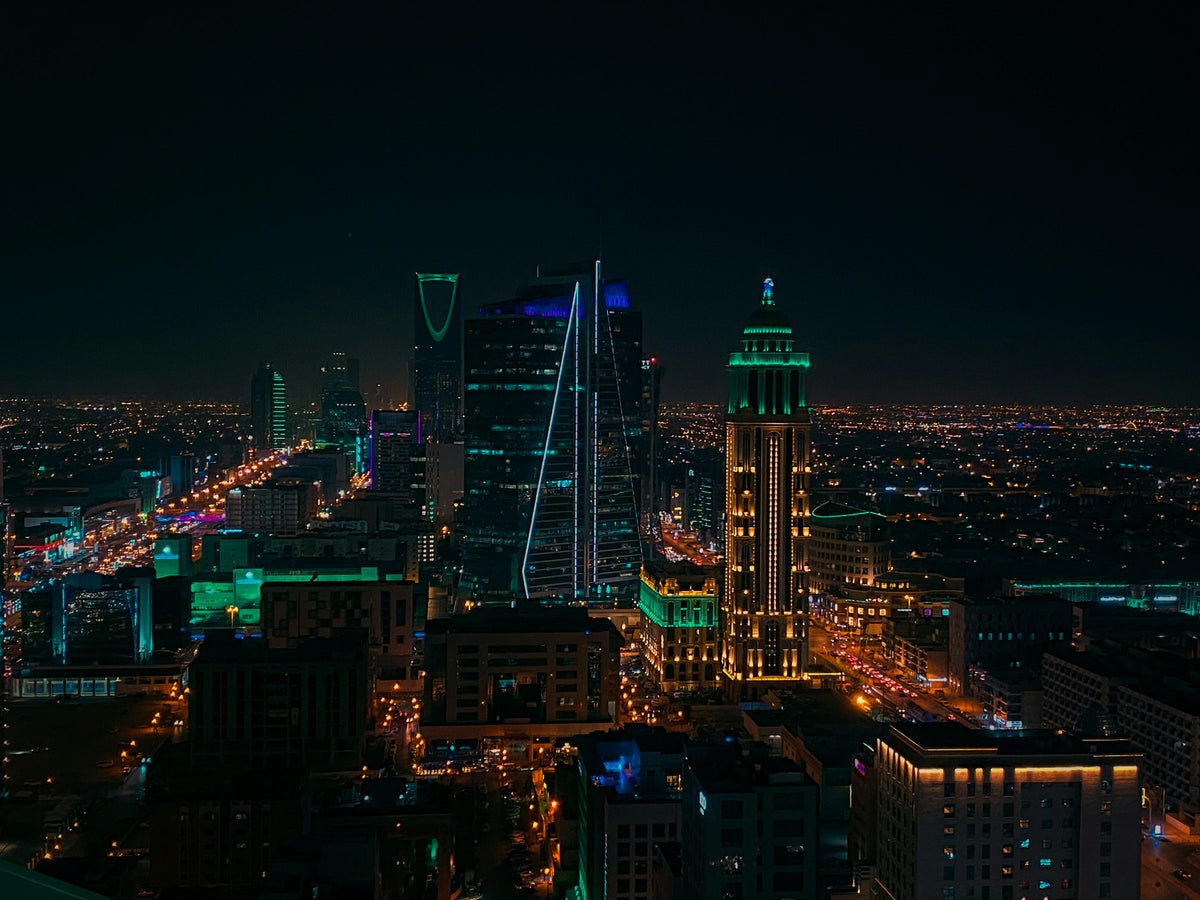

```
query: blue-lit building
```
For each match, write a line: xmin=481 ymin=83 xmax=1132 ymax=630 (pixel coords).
xmin=572 ymin=727 xmax=687 ymax=900
xmin=460 ymin=262 xmax=644 ymax=606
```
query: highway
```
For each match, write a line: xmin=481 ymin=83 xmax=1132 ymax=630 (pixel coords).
xmin=15 ymin=450 xmax=288 ymax=582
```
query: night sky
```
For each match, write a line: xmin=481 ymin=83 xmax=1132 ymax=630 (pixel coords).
xmin=4 ymin=5 xmax=1198 ymax=405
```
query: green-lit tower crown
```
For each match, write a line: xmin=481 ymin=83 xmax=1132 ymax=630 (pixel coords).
xmin=726 ymin=277 xmax=811 ymax=415
xmin=721 ymin=278 xmax=812 ymax=700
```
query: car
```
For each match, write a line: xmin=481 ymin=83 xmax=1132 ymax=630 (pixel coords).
xmin=1173 ymin=869 xmax=1193 ymax=880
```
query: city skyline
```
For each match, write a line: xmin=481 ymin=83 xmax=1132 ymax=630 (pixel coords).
xmin=4 ymin=6 xmax=1197 ymax=405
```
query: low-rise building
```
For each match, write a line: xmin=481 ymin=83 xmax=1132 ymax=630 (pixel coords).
xmin=420 ymin=607 xmax=624 ymax=761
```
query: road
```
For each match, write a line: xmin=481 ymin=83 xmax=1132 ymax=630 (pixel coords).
xmin=808 ymin=622 xmax=976 ymax=726
xmin=1143 ymin=834 xmax=1200 ymax=900
xmin=11 ymin=450 xmax=288 ymax=584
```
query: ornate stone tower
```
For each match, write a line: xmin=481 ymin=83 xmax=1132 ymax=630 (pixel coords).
xmin=721 ymin=278 xmax=812 ymax=701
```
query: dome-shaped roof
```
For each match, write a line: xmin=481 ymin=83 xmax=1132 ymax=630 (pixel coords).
xmin=741 ymin=277 xmax=795 ymax=335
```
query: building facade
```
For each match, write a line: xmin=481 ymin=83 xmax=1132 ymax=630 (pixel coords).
xmin=947 ymin=596 xmax=1072 ymax=695
xmin=250 ymin=363 xmax=288 ymax=452
xmin=873 ymin=722 xmax=1142 ymax=900
xmin=224 ymin=480 xmax=320 ymax=534
xmin=368 ymin=409 xmax=427 ymax=518
xmin=574 ymin=728 xmax=686 ymax=900
xmin=637 ymin=562 xmax=720 ymax=692
xmin=460 ymin=262 xmax=643 ymax=606
xmin=681 ymin=741 xmax=820 ymax=900
xmin=420 ymin=607 xmax=624 ymax=750
xmin=188 ymin=632 xmax=369 ymax=770
xmin=721 ymin=278 xmax=812 ymax=700
xmin=260 ymin=579 xmax=423 ymax=692
xmin=807 ymin=501 xmax=890 ymax=595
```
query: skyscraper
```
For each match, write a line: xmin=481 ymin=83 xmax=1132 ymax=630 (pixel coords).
xmin=461 ymin=261 xmax=643 ymax=606
xmin=319 ymin=351 xmax=367 ymax=472
xmin=250 ymin=363 xmax=288 ymax=453
xmin=412 ymin=272 xmax=463 ymax=443
xmin=721 ymin=278 xmax=812 ymax=700
xmin=369 ymin=408 xmax=427 ymax=516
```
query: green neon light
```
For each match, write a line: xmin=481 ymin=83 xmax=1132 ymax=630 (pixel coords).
xmin=811 ymin=509 xmax=887 ymax=520
xmin=415 ymin=273 xmax=460 ymax=343
xmin=1013 ymin=581 xmax=1188 ymax=590
xmin=728 ymin=351 xmax=810 ymax=368
xmin=638 ymin=580 xmax=717 ymax=628
xmin=742 ymin=325 xmax=792 ymax=335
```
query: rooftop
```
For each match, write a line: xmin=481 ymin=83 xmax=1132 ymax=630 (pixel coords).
xmin=885 ymin=721 xmax=1141 ymax=763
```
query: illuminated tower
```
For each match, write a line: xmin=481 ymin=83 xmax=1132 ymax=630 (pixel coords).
xmin=461 ymin=261 xmax=643 ymax=606
xmin=412 ymin=273 xmax=463 ymax=443
xmin=250 ymin=364 xmax=288 ymax=453
xmin=721 ymin=278 xmax=812 ymax=700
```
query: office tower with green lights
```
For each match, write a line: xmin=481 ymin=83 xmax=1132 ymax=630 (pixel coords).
xmin=250 ymin=363 xmax=289 ymax=453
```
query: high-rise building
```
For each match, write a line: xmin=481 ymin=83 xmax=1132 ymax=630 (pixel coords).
xmin=947 ymin=595 xmax=1072 ymax=695
xmin=640 ymin=356 xmax=665 ymax=546
xmin=224 ymin=480 xmax=320 ymax=534
xmin=369 ymin=409 xmax=427 ymax=518
xmin=721 ymin=278 xmax=812 ymax=700
xmin=461 ymin=261 xmax=643 ymax=606
xmin=573 ymin=727 xmax=686 ymax=900
xmin=412 ymin=273 xmax=463 ymax=443
xmin=187 ymin=631 xmax=369 ymax=770
xmin=322 ymin=350 xmax=360 ymax=393
xmin=250 ymin=363 xmax=289 ymax=452
xmin=872 ymin=721 xmax=1142 ymax=900
xmin=319 ymin=352 xmax=367 ymax=472
xmin=680 ymin=740 xmax=820 ymax=900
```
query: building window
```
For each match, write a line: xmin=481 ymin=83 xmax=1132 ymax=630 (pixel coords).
xmin=944 ymin=804 xmax=955 ymax=817
xmin=943 ymin=847 xmax=955 ymax=860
